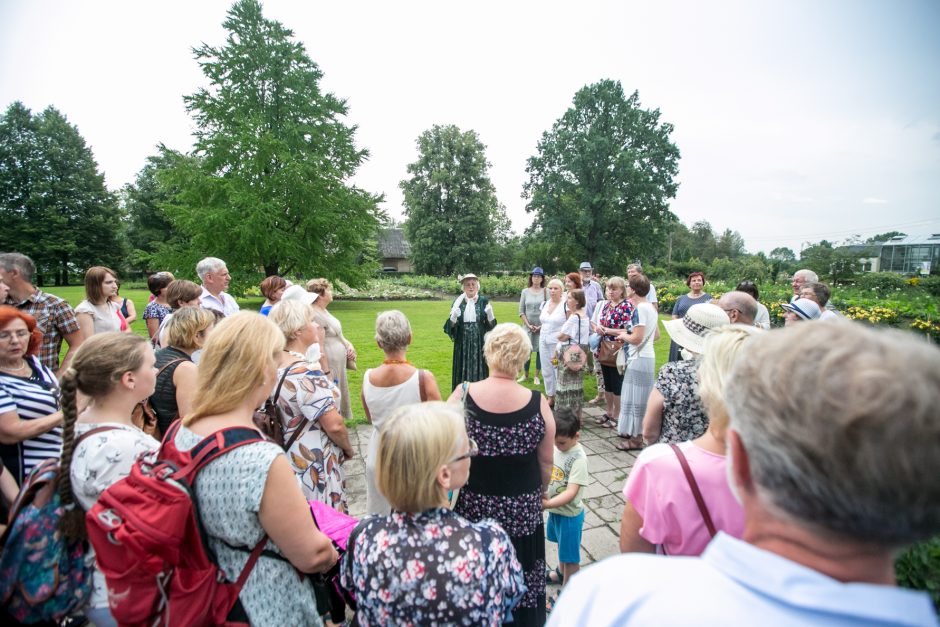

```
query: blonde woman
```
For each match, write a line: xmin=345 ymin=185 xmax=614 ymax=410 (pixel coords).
xmin=269 ymin=300 xmax=355 ymax=512
xmin=307 ymin=278 xmax=357 ymax=419
xmin=342 ymin=402 xmax=526 ymax=625
xmin=174 ymin=312 xmax=338 ymax=625
xmin=537 ymin=278 xmax=567 ymax=406
xmin=150 ymin=307 xmax=216 ymax=436
xmin=57 ymin=332 xmax=160 ymax=627
xmin=448 ymin=323 xmax=555 ymax=626
xmin=620 ymin=325 xmax=760 ymax=556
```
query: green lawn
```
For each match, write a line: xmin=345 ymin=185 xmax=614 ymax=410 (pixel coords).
xmin=45 ymin=287 xmax=673 ymax=425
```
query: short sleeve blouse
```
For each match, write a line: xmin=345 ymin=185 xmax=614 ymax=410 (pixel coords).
xmin=75 ymin=300 xmax=122 ymax=334
xmin=599 ymin=300 xmax=636 ymax=340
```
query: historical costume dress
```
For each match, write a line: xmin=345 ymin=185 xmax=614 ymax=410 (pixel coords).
xmin=444 ymin=293 xmax=497 ymax=391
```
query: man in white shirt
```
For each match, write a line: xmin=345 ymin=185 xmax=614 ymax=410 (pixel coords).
xmin=549 ymin=321 xmax=940 ymax=626
xmin=578 ymin=262 xmax=604 ymax=319
xmin=790 ymin=268 xmax=818 ymax=301
xmin=627 ymin=263 xmax=657 ymax=311
xmin=196 ymin=257 xmax=239 ymax=317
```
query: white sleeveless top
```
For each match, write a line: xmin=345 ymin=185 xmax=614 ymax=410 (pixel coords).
xmin=362 ymin=367 xmax=423 ymax=515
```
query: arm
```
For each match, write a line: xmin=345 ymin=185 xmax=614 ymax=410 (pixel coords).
xmin=75 ymin=312 xmax=95 ymax=342
xmin=617 ymin=324 xmax=646 ymax=346
xmin=361 ymin=388 xmax=372 ymax=424
xmin=145 ymin=317 xmax=160 ymax=339
xmin=316 ymin=325 xmax=330 ymax=374
xmin=0 ymin=463 xmax=18 ymax=510
xmin=537 ymin=397 xmax=556 ymax=492
xmin=59 ymin=329 xmax=84 ymax=372
xmin=642 ymin=388 xmax=665 ymax=444
xmin=258 ymin=455 xmax=339 ymax=573
xmin=619 ymin=500 xmax=656 ymax=553
xmin=172 ymin=362 xmax=199 ymax=419
xmin=319 ymin=408 xmax=355 ymax=459
xmin=0 ymin=409 xmax=63 ymax=444
xmin=542 ymin=482 xmax=581 ymax=510
xmin=420 ymin=371 xmax=442 ymax=401
xmin=124 ymin=299 xmax=137 ymax=324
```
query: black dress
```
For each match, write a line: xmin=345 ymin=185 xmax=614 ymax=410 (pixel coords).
xmin=455 ymin=389 xmax=546 ymax=626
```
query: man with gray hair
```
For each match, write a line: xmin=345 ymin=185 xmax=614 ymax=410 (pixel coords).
xmin=716 ymin=291 xmax=758 ymax=327
xmin=196 ymin=257 xmax=239 ymax=317
xmin=627 ymin=263 xmax=657 ymax=311
xmin=790 ymin=268 xmax=818 ymax=301
xmin=0 ymin=252 xmax=83 ymax=372
xmin=549 ymin=321 xmax=940 ymax=625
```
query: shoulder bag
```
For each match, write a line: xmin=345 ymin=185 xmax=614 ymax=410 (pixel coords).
xmin=559 ymin=315 xmax=588 ymax=373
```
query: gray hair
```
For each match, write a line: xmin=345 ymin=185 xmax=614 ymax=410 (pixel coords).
xmin=268 ymin=299 xmax=313 ymax=341
xmin=627 ymin=263 xmax=643 ymax=273
xmin=483 ymin=323 xmax=532 ymax=375
xmin=722 ymin=291 xmax=758 ymax=323
xmin=800 ymin=281 xmax=831 ymax=307
xmin=375 ymin=310 xmax=412 ymax=352
xmin=0 ymin=253 xmax=35 ymax=282
xmin=196 ymin=257 xmax=227 ymax=281
xmin=725 ymin=320 xmax=940 ymax=546
xmin=793 ymin=268 xmax=818 ymax=283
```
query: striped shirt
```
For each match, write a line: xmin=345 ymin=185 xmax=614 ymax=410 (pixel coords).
xmin=6 ymin=289 xmax=80 ymax=372
xmin=0 ymin=355 xmax=63 ymax=483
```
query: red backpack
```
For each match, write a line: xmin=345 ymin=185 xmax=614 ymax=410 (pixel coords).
xmin=85 ymin=420 xmax=269 ymax=626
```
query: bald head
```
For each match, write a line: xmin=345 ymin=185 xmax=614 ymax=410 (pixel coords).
xmin=719 ymin=291 xmax=758 ymax=325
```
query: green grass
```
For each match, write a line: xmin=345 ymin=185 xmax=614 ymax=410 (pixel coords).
xmin=45 ymin=287 xmax=673 ymax=425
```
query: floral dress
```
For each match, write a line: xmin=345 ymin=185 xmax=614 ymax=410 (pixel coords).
xmin=655 ymin=359 xmax=708 ymax=443
xmin=274 ymin=361 xmax=348 ymax=512
xmin=341 ymin=508 xmax=526 ymax=626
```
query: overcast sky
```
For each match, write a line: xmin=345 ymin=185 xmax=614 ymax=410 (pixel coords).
xmin=2 ymin=0 xmax=938 ymax=256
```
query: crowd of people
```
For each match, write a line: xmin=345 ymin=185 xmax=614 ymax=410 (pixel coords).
xmin=0 ymin=249 xmax=938 ymax=626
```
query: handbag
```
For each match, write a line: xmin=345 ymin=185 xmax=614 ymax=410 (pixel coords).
xmin=252 ymin=360 xmax=305 ymax=448
xmin=559 ymin=315 xmax=587 ymax=373
xmin=598 ymin=338 xmax=624 ymax=367
xmin=132 ymin=358 xmax=188 ymax=438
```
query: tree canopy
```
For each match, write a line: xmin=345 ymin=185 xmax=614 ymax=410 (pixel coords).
xmin=523 ymin=80 xmax=680 ymax=273
xmin=0 ymin=101 xmax=124 ymax=284
xmin=401 ymin=124 xmax=509 ymax=275
xmin=158 ymin=0 xmax=382 ymax=284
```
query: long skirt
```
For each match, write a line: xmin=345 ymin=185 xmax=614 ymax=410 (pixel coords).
xmin=618 ymin=356 xmax=656 ymax=436
xmin=555 ymin=344 xmax=590 ymax=416
xmin=451 ymin=322 xmax=488 ymax=390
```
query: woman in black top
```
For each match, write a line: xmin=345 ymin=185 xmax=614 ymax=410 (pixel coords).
xmin=150 ymin=307 xmax=215 ymax=434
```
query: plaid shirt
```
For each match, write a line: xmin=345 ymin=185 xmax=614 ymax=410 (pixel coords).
xmin=7 ymin=289 xmax=80 ymax=372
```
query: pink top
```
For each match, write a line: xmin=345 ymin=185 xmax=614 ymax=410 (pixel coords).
xmin=623 ymin=440 xmax=744 ymax=556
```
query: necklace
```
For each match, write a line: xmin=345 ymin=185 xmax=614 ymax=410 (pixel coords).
xmin=382 ymin=358 xmax=411 ymax=366
xmin=0 ymin=360 xmax=29 ymax=375
xmin=284 ymin=350 xmax=307 ymax=360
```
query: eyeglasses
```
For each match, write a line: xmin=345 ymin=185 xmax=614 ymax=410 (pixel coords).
xmin=450 ymin=438 xmax=478 ymax=463
xmin=0 ymin=329 xmax=30 ymax=342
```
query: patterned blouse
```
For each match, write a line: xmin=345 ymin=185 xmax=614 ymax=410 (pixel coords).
xmin=142 ymin=300 xmax=173 ymax=325
xmin=341 ymin=508 xmax=526 ymax=626
xmin=655 ymin=359 xmax=708 ymax=443
xmin=274 ymin=361 xmax=348 ymax=511
xmin=599 ymin=299 xmax=636 ymax=340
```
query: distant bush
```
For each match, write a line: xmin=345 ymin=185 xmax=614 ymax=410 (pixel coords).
xmin=896 ymin=537 xmax=940 ymax=612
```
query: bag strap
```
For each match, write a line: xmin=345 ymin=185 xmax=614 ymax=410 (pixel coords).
xmin=74 ymin=425 xmax=123 ymax=449
xmin=669 ymin=443 xmax=717 ymax=537
xmin=156 ymin=357 xmax=188 ymax=380
xmin=274 ymin=361 xmax=319 ymax=451
xmin=271 ymin=360 xmax=305 ymax=405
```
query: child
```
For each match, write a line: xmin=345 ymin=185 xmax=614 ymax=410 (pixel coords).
xmin=542 ymin=407 xmax=589 ymax=608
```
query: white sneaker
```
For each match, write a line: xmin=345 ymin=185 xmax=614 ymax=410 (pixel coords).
xmin=534 ymin=375 xmax=541 ymax=385
xmin=516 ymin=374 xmax=527 ymax=383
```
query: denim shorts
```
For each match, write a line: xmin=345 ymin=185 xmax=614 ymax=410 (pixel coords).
xmin=547 ymin=509 xmax=585 ymax=564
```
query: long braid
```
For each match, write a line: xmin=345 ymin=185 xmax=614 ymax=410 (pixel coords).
xmin=57 ymin=370 xmax=86 ymax=540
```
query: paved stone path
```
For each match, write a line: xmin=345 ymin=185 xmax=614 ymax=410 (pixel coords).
xmin=342 ymin=402 xmax=636 ymax=591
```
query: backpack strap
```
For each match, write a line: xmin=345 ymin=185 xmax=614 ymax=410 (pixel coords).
xmin=669 ymin=443 xmax=717 ymax=537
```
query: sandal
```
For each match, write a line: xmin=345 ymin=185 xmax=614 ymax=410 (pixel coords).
xmin=545 ymin=566 xmax=563 ymax=584
xmin=594 ymin=414 xmax=612 ymax=425
xmin=615 ymin=438 xmax=645 ymax=451
xmin=546 ymin=591 xmax=560 ymax=613
xmin=601 ymin=419 xmax=617 ymax=429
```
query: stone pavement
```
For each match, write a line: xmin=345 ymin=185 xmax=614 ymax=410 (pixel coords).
xmin=342 ymin=402 xmax=636 ymax=588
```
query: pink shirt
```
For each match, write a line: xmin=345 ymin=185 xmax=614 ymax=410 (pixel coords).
xmin=623 ymin=441 xmax=744 ymax=556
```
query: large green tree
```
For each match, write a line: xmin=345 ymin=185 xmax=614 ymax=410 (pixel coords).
xmin=0 ymin=102 xmax=124 ymax=284
xmin=401 ymin=125 xmax=509 ymax=275
xmin=523 ymin=81 xmax=680 ymax=273
xmin=159 ymin=0 xmax=382 ymax=284
xmin=121 ymin=153 xmax=183 ymax=272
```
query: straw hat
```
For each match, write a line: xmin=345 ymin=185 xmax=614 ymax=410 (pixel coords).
xmin=662 ymin=303 xmax=730 ymax=354
xmin=458 ymin=273 xmax=479 ymax=283
xmin=781 ymin=298 xmax=821 ymax=321
xmin=280 ymin=284 xmax=318 ymax=305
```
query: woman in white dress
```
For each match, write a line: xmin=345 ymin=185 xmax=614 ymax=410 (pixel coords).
xmin=307 ymin=279 xmax=357 ymax=420
xmin=538 ymin=279 xmax=568 ymax=407
xmin=75 ymin=266 xmax=124 ymax=340
xmin=361 ymin=310 xmax=441 ymax=514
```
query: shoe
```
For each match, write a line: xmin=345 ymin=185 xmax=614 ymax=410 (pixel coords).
xmin=545 ymin=566 xmax=563 ymax=584
xmin=595 ymin=413 xmax=613 ymax=425
xmin=615 ymin=437 xmax=645 ymax=451
xmin=516 ymin=374 xmax=527 ymax=383
xmin=533 ymin=375 xmax=541 ymax=385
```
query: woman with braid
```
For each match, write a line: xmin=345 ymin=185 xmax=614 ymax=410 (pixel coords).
xmin=57 ymin=332 xmax=159 ymax=627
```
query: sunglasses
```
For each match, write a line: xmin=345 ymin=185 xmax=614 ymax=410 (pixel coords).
xmin=450 ymin=438 xmax=478 ymax=463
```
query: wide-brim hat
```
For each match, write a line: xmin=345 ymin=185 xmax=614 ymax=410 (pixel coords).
xmin=662 ymin=303 xmax=730 ymax=354
xmin=459 ymin=273 xmax=479 ymax=283
xmin=781 ymin=298 xmax=821 ymax=321
xmin=281 ymin=284 xmax=318 ymax=305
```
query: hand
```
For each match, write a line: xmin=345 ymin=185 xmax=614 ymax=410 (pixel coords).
xmin=541 ymin=496 xmax=551 ymax=509
xmin=484 ymin=302 xmax=495 ymax=321
xmin=616 ymin=330 xmax=630 ymax=341
xmin=343 ymin=448 xmax=355 ymax=460
xmin=345 ymin=347 xmax=356 ymax=360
